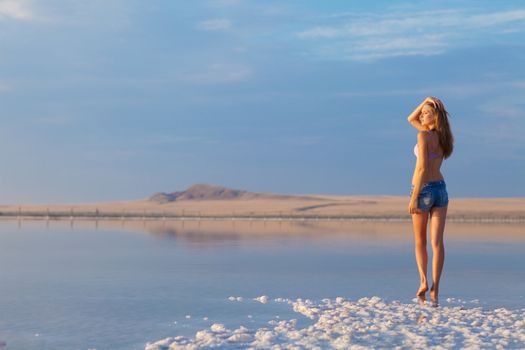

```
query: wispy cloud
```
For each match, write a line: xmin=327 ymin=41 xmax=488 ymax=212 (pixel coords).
xmin=465 ymin=10 xmax=525 ymax=27
xmin=335 ymin=80 xmax=524 ymax=99
xmin=297 ymin=8 xmax=525 ymax=61
xmin=197 ymin=18 xmax=232 ymax=31
xmin=0 ymin=0 xmax=34 ymax=21
xmin=477 ymin=92 xmax=525 ymax=121
xmin=187 ymin=63 xmax=252 ymax=84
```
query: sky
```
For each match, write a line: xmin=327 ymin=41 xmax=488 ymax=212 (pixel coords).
xmin=0 ymin=0 xmax=524 ymax=203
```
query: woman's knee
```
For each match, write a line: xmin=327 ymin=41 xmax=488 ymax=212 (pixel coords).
xmin=415 ymin=237 xmax=427 ymax=247
xmin=431 ymin=239 xmax=444 ymax=251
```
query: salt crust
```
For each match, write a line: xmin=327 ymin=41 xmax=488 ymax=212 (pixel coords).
xmin=254 ymin=295 xmax=269 ymax=304
xmin=145 ymin=296 xmax=525 ymax=349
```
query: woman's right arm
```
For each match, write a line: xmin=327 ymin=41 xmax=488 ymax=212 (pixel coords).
xmin=407 ymin=97 xmax=434 ymax=130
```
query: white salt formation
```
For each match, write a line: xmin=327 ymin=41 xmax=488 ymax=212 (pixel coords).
xmin=254 ymin=295 xmax=269 ymax=304
xmin=228 ymin=296 xmax=243 ymax=302
xmin=145 ymin=296 xmax=525 ymax=349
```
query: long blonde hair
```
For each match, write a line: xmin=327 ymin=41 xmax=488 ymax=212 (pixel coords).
xmin=426 ymin=98 xmax=454 ymax=159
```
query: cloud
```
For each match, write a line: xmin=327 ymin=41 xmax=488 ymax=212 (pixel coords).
xmin=197 ymin=18 xmax=231 ymax=31
xmin=477 ymin=92 xmax=525 ymax=120
xmin=0 ymin=0 xmax=34 ymax=21
xmin=348 ymin=34 xmax=448 ymax=61
xmin=465 ymin=10 xmax=525 ymax=27
xmin=297 ymin=26 xmax=339 ymax=39
xmin=296 ymin=8 xmax=525 ymax=61
xmin=187 ymin=63 xmax=252 ymax=84
xmin=335 ymin=80 xmax=524 ymax=99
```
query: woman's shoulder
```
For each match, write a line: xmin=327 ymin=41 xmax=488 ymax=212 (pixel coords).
xmin=417 ymin=130 xmax=432 ymax=142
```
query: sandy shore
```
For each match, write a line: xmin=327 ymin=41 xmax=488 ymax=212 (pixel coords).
xmin=1 ymin=195 xmax=524 ymax=222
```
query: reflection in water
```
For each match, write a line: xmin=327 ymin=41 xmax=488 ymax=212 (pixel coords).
xmin=3 ymin=218 xmax=525 ymax=245
xmin=0 ymin=219 xmax=523 ymax=350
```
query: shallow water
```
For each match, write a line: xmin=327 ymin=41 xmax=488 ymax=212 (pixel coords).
xmin=0 ymin=219 xmax=523 ymax=349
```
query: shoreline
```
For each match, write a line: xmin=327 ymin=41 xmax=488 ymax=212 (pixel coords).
xmin=1 ymin=195 xmax=524 ymax=224
xmin=4 ymin=216 xmax=524 ymax=243
xmin=1 ymin=212 xmax=524 ymax=223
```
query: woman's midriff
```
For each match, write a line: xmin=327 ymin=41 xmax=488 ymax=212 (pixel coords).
xmin=411 ymin=163 xmax=444 ymax=186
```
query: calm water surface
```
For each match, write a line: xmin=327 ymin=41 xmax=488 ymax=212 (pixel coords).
xmin=0 ymin=219 xmax=523 ymax=350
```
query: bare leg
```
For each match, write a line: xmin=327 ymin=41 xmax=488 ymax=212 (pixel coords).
xmin=429 ymin=206 xmax=447 ymax=307
xmin=412 ymin=211 xmax=429 ymax=299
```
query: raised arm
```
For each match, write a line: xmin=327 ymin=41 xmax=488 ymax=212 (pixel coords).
xmin=407 ymin=97 xmax=436 ymax=131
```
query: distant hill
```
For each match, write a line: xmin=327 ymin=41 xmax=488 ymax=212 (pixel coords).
xmin=148 ymin=183 xmax=322 ymax=203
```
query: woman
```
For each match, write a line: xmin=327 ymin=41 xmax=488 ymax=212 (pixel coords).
xmin=407 ymin=96 xmax=454 ymax=307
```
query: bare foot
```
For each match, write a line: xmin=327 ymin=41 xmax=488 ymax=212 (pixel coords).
xmin=416 ymin=283 xmax=428 ymax=297
xmin=430 ymin=286 xmax=439 ymax=307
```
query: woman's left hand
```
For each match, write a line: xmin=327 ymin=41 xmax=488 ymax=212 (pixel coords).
xmin=408 ymin=200 xmax=421 ymax=214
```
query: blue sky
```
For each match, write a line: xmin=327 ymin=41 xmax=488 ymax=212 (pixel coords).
xmin=0 ymin=0 xmax=524 ymax=203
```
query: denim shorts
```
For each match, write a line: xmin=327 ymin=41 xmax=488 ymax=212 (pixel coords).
xmin=410 ymin=180 xmax=449 ymax=212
